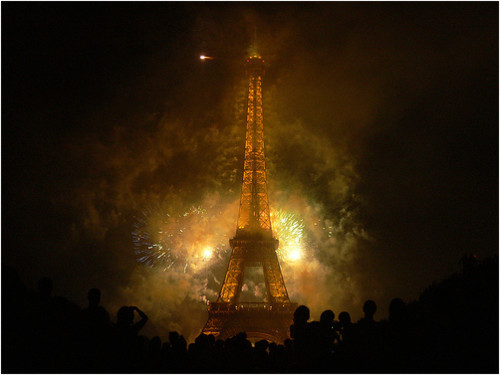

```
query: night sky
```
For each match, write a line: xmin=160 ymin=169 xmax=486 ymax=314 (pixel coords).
xmin=3 ymin=3 xmax=498 ymax=340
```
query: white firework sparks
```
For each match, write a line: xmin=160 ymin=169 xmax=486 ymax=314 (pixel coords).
xmin=132 ymin=205 xmax=227 ymax=272
xmin=271 ymin=209 xmax=306 ymax=263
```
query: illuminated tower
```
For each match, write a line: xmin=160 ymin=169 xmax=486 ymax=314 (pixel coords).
xmin=202 ymin=56 xmax=296 ymax=343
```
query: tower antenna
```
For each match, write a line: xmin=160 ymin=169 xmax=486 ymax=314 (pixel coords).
xmin=250 ymin=26 xmax=258 ymax=57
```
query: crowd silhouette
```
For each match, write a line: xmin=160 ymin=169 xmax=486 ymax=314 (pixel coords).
xmin=2 ymin=256 xmax=498 ymax=373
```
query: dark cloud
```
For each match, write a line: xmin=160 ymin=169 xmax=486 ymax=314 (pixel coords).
xmin=3 ymin=3 xmax=497 ymax=339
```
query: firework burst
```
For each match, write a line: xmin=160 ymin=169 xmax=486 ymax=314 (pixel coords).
xmin=132 ymin=205 xmax=228 ymax=272
xmin=271 ymin=209 xmax=306 ymax=263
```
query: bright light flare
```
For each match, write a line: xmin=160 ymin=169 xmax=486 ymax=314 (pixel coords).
xmin=288 ymin=247 xmax=302 ymax=262
xmin=200 ymin=55 xmax=214 ymax=60
xmin=203 ymin=247 xmax=213 ymax=260
xmin=271 ymin=209 xmax=305 ymax=263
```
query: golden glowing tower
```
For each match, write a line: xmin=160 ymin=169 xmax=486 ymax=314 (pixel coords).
xmin=202 ymin=56 xmax=296 ymax=343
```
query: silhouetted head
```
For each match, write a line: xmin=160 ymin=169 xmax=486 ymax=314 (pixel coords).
xmin=88 ymin=288 xmax=101 ymax=307
xmin=169 ymin=331 xmax=180 ymax=344
xmin=243 ymin=338 xmax=252 ymax=350
xmin=339 ymin=311 xmax=351 ymax=326
xmin=117 ymin=306 xmax=134 ymax=326
xmin=38 ymin=277 xmax=53 ymax=298
xmin=149 ymin=336 xmax=161 ymax=352
xmin=294 ymin=305 xmax=310 ymax=324
xmin=235 ymin=331 xmax=247 ymax=341
xmin=389 ymin=298 xmax=406 ymax=323
xmin=207 ymin=334 xmax=215 ymax=347
xmin=178 ymin=335 xmax=187 ymax=350
xmin=320 ymin=309 xmax=335 ymax=325
xmin=269 ymin=342 xmax=278 ymax=353
xmin=255 ymin=339 xmax=269 ymax=351
xmin=363 ymin=300 xmax=377 ymax=319
xmin=195 ymin=333 xmax=210 ymax=347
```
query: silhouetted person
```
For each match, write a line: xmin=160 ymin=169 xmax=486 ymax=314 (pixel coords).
xmin=190 ymin=333 xmax=216 ymax=372
xmin=319 ymin=309 xmax=338 ymax=366
xmin=31 ymin=277 xmax=70 ymax=371
xmin=2 ymin=266 xmax=30 ymax=373
xmin=290 ymin=304 xmax=310 ymax=340
xmin=320 ymin=309 xmax=334 ymax=324
xmin=34 ymin=277 xmax=55 ymax=331
xmin=116 ymin=305 xmax=148 ymax=336
xmin=167 ymin=331 xmax=187 ymax=372
xmin=338 ymin=311 xmax=354 ymax=343
xmin=212 ymin=338 xmax=225 ymax=373
xmin=169 ymin=330 xmax=187 ymax=354
xmin=169 ymin=331 xmax=180 ymax=346
xmin=159 ymin=341 xmax=172 ymax=371
xmin=359 ymin=299 xmax=377 ymax=324
xmin=357 ymin=300 xmax=382 ymax=371
xmin=114 ymin=306 xmax=149 ymax=371
xmin=88 ymin=288 xmax=102 ymax=307
xmin=79 ymin=288 xmax=111 ymax=371
xmin=229 ymin=332 xmax=252 ymax=371
xmin=335 ymin=311 xmax=356 ymax=371
xmin=290 ymin=305 xmax=313 ymax=370
xmin=253 ymin=339 xmax=270 ymax=371
xmin=320 ymin=309 xmax=338 ymax=342
xmin=147 ymin=336 xmax=162 ymax=371
xmin=50 ymin=295 xmax=81 ymax=371
xmin=81 ymin=288 xmax=110 ymax=331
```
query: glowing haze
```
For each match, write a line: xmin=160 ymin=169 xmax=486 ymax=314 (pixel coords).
xmin=3 ymin=3 xmax=497 ymax=342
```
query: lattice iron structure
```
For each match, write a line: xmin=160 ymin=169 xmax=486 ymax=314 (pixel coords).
xmin=202 ymin=56 xmax=296 ymax=343
xmin=238 ymin=58 xmax=271 ymax=233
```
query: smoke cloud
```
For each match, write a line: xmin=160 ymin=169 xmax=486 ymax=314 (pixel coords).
xmin=3 ymin=3 xmax=497 ymax=342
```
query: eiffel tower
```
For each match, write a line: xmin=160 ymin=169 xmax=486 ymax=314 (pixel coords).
xmin=202 ymin=55 xmax=297 ymax=343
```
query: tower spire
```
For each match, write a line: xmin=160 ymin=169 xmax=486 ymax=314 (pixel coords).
xmin=237 ymin=56 xmax=271 ymax=235
xmin=249 ymin=26 xmax=259 ymax=58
